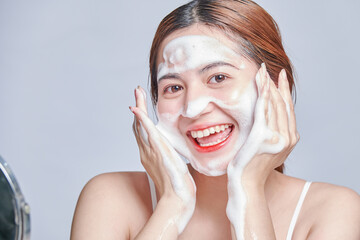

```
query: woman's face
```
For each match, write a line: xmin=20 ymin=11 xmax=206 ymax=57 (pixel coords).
xmin=155 ymin=24 xmax=259 ymax=176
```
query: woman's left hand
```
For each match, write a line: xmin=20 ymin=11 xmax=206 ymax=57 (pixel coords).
xmin=226 ymin=63 xmax=299 ymax=239
xmin=228 ymin=63 xmax=299 ymax=187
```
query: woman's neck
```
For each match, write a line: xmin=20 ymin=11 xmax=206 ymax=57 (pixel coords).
xmin=188 ymin=164 xmax=283 ymax=214
xmin=189 ymin=165 xmax=229 ymax=211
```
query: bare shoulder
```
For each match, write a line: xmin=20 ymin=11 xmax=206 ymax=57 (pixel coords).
xmin=305 ymin=182 xmax=360 ymax=239
xmin=307 ymin=182 xmax=360 ymax=216
xmin=71 ymin=172 xmax=153 ymax=240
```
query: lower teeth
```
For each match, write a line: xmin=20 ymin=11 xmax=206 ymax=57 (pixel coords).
xmin=199 ymin=135 xmax=229 ymax=147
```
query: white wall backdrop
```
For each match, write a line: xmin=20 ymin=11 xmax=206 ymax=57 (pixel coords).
xmin=0 ymin=0 xmax=359 ymax=239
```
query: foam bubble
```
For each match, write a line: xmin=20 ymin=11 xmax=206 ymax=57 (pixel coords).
xmin=156 ymin=81 xmax=258 ymax=176
xmin=158 ymin=35 xmax=239 ymax=81
xmin=156 ymin=35 xmax=257 ymax=175
xmin=154 ymin=34 xmax=289 ymax=238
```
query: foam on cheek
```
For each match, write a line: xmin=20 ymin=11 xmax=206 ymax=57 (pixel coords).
xmin=156 ymin=34 xmax=257 ymax=176
xmin=226 ymin=75 xmax=287 ymax=240
xmin=156 ymin=34 xmax=281 ymax=238
xmin=156 ymin=75 xmax=287 ymax=238
xmin=156 ymin=82 xmax=258 ymax=176
xmin=157 ymin=35 xmax=241 ymax=81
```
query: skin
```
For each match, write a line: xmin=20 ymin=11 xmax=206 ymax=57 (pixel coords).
xmin=70 ymin=24 xmax=360 ymax=240
xmin=155 ymin=34 xmax=258 ymax=176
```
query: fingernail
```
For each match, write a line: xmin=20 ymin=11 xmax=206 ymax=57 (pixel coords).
xmin=281 ymin=69 xmax=287 ymax=79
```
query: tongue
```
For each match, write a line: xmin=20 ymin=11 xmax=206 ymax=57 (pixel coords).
xmin=196 ymin=127 xmax=231 ymax=145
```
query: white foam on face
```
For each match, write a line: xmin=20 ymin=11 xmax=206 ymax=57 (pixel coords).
xmin=134 ymin=87 xmax=195 ymax=235
xmin=157 ymin=35 xmax=242 ymax=81
xmin=156 ymin=34 xmax=255 ymax=176
xmin=153 ymin=34 xmax=258 ymax=236
xmin=156 ymin=83 xmax=257 ymax=176
xmin=153 ymin=34 xmax=288 ymax=238
xmin=226 ymin=72 xmax=287 ymax=240
xmin=154 ymin=84 xmax=259 ymax=237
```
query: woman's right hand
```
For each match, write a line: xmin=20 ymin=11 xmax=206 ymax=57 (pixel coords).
xmin=130 ymin=86 xmax=196 ymax=236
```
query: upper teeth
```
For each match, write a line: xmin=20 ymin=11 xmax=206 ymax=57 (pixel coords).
xmin=190 ymin=124 xmax=231 ymax=139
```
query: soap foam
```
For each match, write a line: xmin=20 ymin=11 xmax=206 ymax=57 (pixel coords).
xmin=153 ymin=34 xmax=289 ymax=238
xmin=154 ymin=34 xmax=257 ymax=236
xmin=134 ymin=86 xmax=196 ymax=234
xmin=158 ymin=35 xmax=241 ymax=81
xmin=156 ymin=82 xmax=257 ymax=176
xmin=156 ymin=34 xmax=256 ymax=176
xmin=226 ymin=71 xmax=287 ymax=239
xmin=154 ymin=83 xmax=258 ymax=236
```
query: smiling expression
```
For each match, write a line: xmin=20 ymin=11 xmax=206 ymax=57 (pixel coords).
xmin=155 ymin=25 xmax=259 ymax=176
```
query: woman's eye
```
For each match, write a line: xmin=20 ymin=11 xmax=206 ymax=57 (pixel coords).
xmin=164 ymin=85 xmax=183 ymax=94
xmin=208 ymin=74 xmax=227 ymax=84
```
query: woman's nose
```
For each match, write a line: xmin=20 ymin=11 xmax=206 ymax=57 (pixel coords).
xmin=182 ymin=87 xmax=215 ymax=119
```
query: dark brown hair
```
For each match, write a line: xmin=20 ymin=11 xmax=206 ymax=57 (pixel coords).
xmin=149 ymin=0 xmax=295 ymax=173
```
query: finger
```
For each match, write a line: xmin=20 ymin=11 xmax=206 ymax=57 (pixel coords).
xmin=278 ymin=69 xmax=292 ymax=106
xmin=261 ymin=63 xmax=271 ymax=121
xmin=262 ymin=64 xmax=270 ymax=122
xmin=131 ymin=106 xmax=161 ymax=143
xmin=268 ymin=85 xmax=278 ymax=133
xmin=255 ymin=69 xmax=262 ymax=97
xmin=277 ymin=70 xmax=298 ymax=140
xmin=132 ymin=116 xmax=138 ymax=138
xmin=131 ymin=106 xmax=170 ymax=152
xmin=131 ymin=107 xmax=187 ymax=178
xmin=277 ymin=69 xmax=291 ymax=119
xmin=268 ymin=73 xmax=289 ymax=141
xmin=254 ymin=63 xmax=269 ymax=124
xmin=131 ymin=107 xmax=163 ymax=166
xmin=135 ymin=86 xmax=148 ymax=115
xmin=131 ymin=109 xmax=140 ymax=138
xmin=261 ymin=63 xmax=267 ymax=90
xmin=265 ymin=69 xmax=284 ymax=146
xmin=132 ymin=114 xmax=147 ymax=148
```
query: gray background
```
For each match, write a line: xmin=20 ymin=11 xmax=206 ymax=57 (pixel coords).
xmin=0 ymin=0 xmax=359 ymax=239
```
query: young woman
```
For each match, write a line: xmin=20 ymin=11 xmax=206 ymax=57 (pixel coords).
xmin=71 ymin=1 xmax=360 ymax=239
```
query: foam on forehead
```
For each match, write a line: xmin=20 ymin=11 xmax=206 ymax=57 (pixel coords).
xmin=157 ymin=35 xmax=239 ymax=81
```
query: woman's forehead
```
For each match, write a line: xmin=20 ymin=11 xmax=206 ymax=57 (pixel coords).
xmin=156 ymin=24 xmax=242 ymax=67
xmin=155 ymin=24 xmax=253 ymax=81
xmin=158 ymin=35 xmax=243 ymax=80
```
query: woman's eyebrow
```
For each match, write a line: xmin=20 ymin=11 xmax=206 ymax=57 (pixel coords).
xmin=200 ymin=61 xmax=240 ymax=73
xmin=158 ymin=73 xmax=181 ymax=82
xmin=158 ymin=61 xmax=239 ymax=82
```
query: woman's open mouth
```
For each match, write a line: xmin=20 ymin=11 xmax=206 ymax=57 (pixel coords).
xmin=187 ymin=124 xmax=234 ymax=153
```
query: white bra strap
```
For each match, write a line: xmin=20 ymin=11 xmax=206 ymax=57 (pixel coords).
xmin=146 ymin=173 xmax=158 ymax=211
xmin=286 ymin=181 xmax=312 ymax=240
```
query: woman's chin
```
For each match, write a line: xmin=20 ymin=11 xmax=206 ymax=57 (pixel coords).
xmin=188 ymin=155 xmax=233 ymax=176
xmin=185 ymin=137 xmax=240 ymax=176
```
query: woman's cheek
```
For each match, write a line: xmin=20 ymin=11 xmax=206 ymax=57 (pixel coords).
xmin=157 ymin=99 xmax=184 ymax=119
xmin=211 ymin=86 xmax=245 ymax=106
